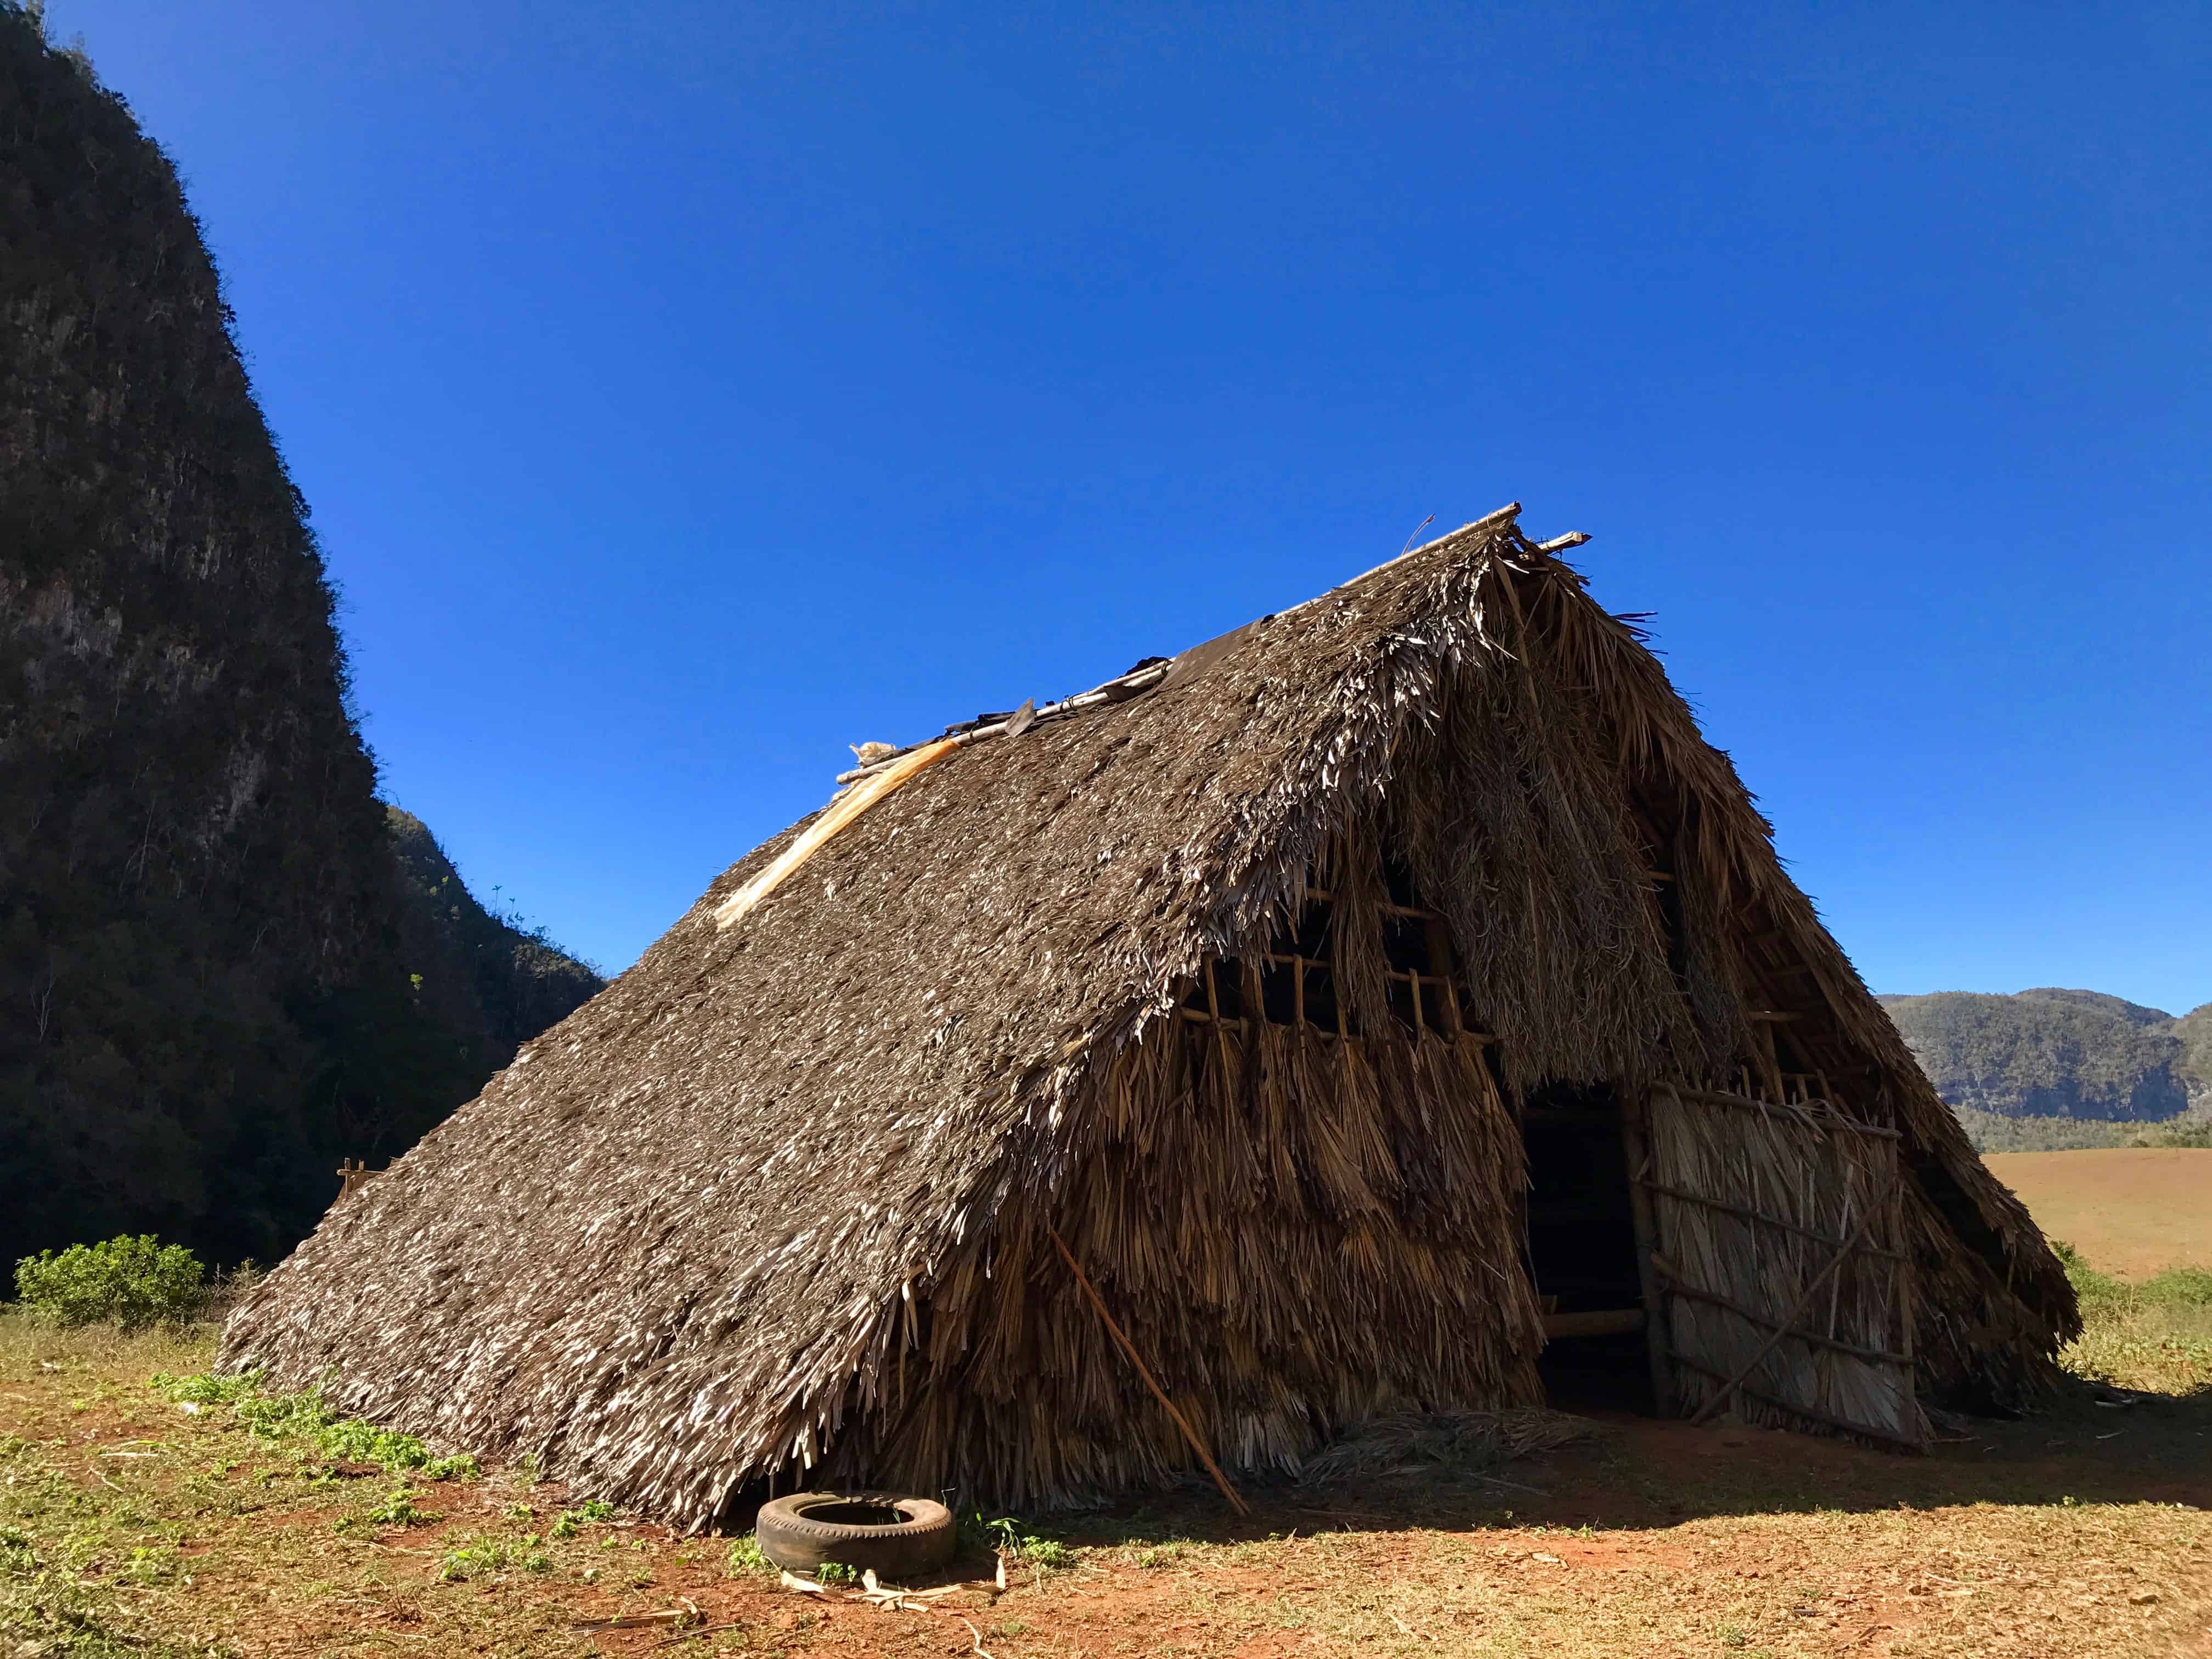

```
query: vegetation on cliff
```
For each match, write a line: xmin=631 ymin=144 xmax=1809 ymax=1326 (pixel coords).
xmin=0 ymin=5 xmax=596 ymax=1271
xmin=385 ymin=806 xmax=602 ymax=1086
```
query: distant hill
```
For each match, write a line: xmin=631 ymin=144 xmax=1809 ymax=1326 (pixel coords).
xmin=1880 ymin=988 xmax=2212 ymax=1153
xmin=386 ymin=806 xmax=602 ymax=1073
xmin=2011 ymin=987 xmax=2176 ymax=1028
xmin=0 ymin=12 xmax=598 ymax=1269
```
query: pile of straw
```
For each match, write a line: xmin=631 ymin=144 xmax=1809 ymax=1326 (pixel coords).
xmin=1299 ymin=1408 xmax=1602 ymax=1485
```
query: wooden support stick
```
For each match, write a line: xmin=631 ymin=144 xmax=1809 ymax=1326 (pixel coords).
xmin=1045 ymin=1226 xmax=1249 ymax=1515
xmin=1749 ymin=1018 xmax=1786 ymax=1103
xmin=718 ymin=738 xmax=957 ymax=929
xmin=1201 ymin=960 xmax=1237 ymax=1089
xmin=1423 ymin=916 xmax=1462 ymax=1035
xmin=1542 ymin=1308 xmax=1646 ymax=1339
xmin=1669 ymin=1086 xmax=1901 ymax=1139
xmin=1295 ymin=888 xmax=1449 ymax=924
xmin=1620 ymin=1092 xmax=1675 ymax=1417
xmin=1650 ymin=1263 xmax=1912 ymax=1365
xmin=832 ymin=663 xmax=1171 ymax=785
xmin=1635 ymin=1178 xmax=1911 ymax=1264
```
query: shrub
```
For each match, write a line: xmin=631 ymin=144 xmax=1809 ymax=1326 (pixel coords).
xmin=1022 ymin=1537 xmax=1075 ymax=1571
xmin=155 ymin=1369 xmax=261 ymax=1406
xmin=2056 ymin=1244 xmax=2212 ymax=1395
xmin=963 ymin=1509 xmax=1074 ymax=1572
xmin=13 ymin=1236 xmax=205 ymax=1330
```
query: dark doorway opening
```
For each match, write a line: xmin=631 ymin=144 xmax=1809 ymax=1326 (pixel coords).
xmin=1518 ymin=1080 xmax=1657 ymax=1415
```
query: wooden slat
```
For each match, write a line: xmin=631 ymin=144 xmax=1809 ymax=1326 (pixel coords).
xmin=1652 ymin=1266 xmax=1912 ymax=1365
xmin=1542 ymin=1308 xmax=1646 ymax=1339
xmin=1636 ymin=1177 xmax=1911 ymax=1265
xmin=1666 ymin=1085 xmax=1901 ymax=1141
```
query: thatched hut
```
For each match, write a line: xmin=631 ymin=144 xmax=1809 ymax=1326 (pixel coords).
xmin=222 ymin=505 xmax=2076 ymax=1526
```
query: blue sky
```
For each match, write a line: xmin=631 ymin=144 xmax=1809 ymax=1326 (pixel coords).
xmin=63 ymin=1 xmax=2211 ymax=1012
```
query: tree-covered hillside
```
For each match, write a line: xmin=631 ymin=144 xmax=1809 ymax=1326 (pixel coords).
xmin=0 ymin=7 xmax=597 ymax=1271
xmin=1880 ymin=988 xmax=2212 ymax=1153
xmin=2173 ymin=1002 xmax=2212 ymax=1098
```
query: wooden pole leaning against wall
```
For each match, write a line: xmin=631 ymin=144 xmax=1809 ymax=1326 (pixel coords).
xmin=1044 ymin=1226 xmax=1250 ymax=1517
xmin=1620 ymin=1090 xmax=1677 ymax=1417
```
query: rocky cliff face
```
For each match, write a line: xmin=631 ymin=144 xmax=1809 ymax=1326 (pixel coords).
xmin=0 ymin=8 xmax=597 ymax=1268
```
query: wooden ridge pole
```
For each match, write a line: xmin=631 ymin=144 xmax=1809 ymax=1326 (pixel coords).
xmin=1045 ymin=1225 xmax=1250 ymax=1516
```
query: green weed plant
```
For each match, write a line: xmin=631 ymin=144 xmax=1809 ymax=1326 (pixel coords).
xmin=152 ymin=1369 xmax=478 ymax=1479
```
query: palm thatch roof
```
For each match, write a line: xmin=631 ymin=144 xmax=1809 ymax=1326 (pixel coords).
xmin=222 ymin=506 xmax=2075 ymax=1526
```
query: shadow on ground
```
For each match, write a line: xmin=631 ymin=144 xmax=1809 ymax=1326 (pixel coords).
xmin=1042 ymin=1383 xmax=2212 ymax=1550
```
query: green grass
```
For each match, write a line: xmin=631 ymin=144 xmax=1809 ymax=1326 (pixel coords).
xmin=2053 ymin=1241 xmax=2212 ymax=1393
xmin=151 ymin=1368 xmax=480 ymax=1479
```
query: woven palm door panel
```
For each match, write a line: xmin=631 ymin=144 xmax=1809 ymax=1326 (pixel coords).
xmin=1640 ymin=1084 xmax=1926 ymax=1448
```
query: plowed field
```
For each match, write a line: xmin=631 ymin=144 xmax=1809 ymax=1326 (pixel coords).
xmin=1984 ymin=1148 xmax=2212 ymax=1277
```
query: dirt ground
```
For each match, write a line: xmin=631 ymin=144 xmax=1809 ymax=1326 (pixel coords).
xmin=1985 ymin=1149 xmax=2212 ymax=1277
xmin=3 ymin=1317 xmax=2208 ymax=1659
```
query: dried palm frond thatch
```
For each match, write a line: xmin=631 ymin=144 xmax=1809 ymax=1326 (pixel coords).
xmin=220 ymin=506 xmax=2076 ymax=1528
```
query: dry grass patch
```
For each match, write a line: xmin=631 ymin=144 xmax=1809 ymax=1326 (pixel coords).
xmin=3 ymin=1265 xmax=2208 ymax=1658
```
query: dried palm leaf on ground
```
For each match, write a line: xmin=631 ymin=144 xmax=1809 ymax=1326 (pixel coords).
xmin=1298 ymin=1407 xmax=1602 ymax=1485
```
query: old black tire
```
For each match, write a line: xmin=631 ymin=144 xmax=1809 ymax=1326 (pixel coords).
xmin=754 ymin=1491 xmax=956 ymax=1581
